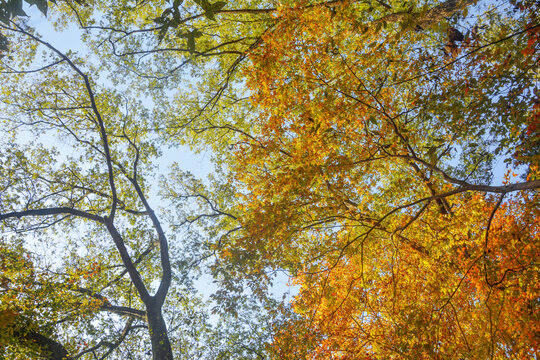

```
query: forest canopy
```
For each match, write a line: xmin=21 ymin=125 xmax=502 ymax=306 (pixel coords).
xmin=0 ymin=0 xmax=538 ymax=359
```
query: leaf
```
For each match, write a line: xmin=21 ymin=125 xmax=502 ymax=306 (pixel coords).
xmin=157 ymin=24 xmax=169 ymax=43
xmin=211 ymin=1 xmax=226 ymax=12
xmin=201 ymin=0 xmax=226 ymax=20
xmin=426 ymin=146 xmax=438 ymax=164
xmin=204 ymin=10 xmax=215 ymax=20
xmin=187 ymin=34 xmax=196 ymax=53
xmin=26 ymin=0 xmax=49 ymax=15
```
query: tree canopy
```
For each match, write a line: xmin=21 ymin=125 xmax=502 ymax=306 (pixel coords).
xmin=0 ymin=0 xmax=538 ymax=359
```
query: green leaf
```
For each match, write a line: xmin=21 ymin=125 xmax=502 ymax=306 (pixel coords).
xmin=6 ymin=0 xmax=27 ymax=18
xmin=204 ymin=9 xmax=215 ymax=20
xmin=201 ymin=0 xmax=226 ymax=20
xmin=157 ymin=24 xmax=169 ymax=43
xmin=211 ymin=1 xmax=226 ymax=12
xmin=26 ymin=0 xmax=49 ymax=15
xmin=187 ymin=33 xmax=196 ymax=53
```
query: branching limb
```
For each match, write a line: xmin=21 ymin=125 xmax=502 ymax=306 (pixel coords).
xmin=4 ymin=22 xmax=120 ymax=221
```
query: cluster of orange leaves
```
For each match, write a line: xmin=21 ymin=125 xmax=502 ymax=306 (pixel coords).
xmin=225 ymin=0 xmax=540 ymax=358
xmin=268 ymin=193 xmax=539 ymax=359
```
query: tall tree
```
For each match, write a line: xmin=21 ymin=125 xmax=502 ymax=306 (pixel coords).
xmin=0 ymin=1 xmax=280 ymax=359
xmin=1 ymin=0 xmax=539 ymax=358
xmin=0 ymin=17 xmax=177 ymax=357
xmin=213 ymin=0 xmax=540 ymax=358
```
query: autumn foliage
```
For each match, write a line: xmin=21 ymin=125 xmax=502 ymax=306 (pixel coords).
xmin=0 ymin=0 xmax=539 ymax=358
xmin=271 ymin=192 xmax=539 ymax=359
xmin=0 ymin=243 xmax=108 ymax=358
xmin=220 ymin=0 xmax=540 ymax=358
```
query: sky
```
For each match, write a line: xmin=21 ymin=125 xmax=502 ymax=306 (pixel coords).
xmin=25 ymin=5 xmax=215 ymax=178
xmin=20 ymin=3 xmax=297 ymax=308
xmin=13 ymin=0 xmax=521 ymax=323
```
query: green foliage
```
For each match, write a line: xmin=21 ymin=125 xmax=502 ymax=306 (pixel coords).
xmin=0 ymin=0 xmax=538 ymax=358
xmin=0 ymin=1 xmax=278 ymax=358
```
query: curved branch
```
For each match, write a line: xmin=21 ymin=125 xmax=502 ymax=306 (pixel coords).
xmin=483 ymin=194 xmax=505 ymax=288
xmin=0 ymin=207 xmax=104 ymax=223
xmin=391 ymin=153 xmax=540 ymax=193
xmin=71 ymin=287 xmax=147 ymax=321
xmin=6 ymin=22 xmax=120 ymax=220
xmin=16 ymin=329 xmax=72 ymax=360
xmin=127 ymin=177 xmax=171 ymax=307
xmin=100 ymin=304 xmax=147 ymax=321
xmin=103 ymin=218 xmax=151 ymax=304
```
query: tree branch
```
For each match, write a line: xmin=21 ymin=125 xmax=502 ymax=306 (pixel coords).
xmin=16 ymin=329 xmax=72 ymax=360
xmin=102 ymin=218 xmax=151 ymax=304
xmin=0 ymin=207 xmax=104 ymax=223
xmin=6 ymin=22 xmax=120 ymax=220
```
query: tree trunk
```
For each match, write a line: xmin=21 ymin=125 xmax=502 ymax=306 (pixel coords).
xmin=146 ymin=302 xmax=174 ymax=360
xmin=18 ymin=329 xmax=71 ymax=360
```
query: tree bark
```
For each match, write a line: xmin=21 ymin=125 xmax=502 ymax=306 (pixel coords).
xmin=18 ymin=330 xmax=71 ymax=360
xmin=146 ymin=301 xmax=174 ymax=360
